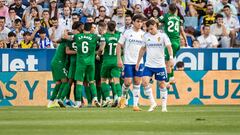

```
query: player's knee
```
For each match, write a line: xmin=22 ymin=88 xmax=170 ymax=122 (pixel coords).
xmin=56 ymin=81 xmax=61 ymax=85
xmin=159 ymin=81 xmax=166 ymax=89
xmin=77 ymin=81 xmax=83 ymax=85
xmin=89 ymin=80 xmax=95 ymax=84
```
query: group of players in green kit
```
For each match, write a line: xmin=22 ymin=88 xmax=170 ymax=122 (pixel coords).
xmin=48 ymin=3 xmax=186 ymax=112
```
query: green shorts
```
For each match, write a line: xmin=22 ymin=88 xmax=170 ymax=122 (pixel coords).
xmin=67 ymin=56 xmax=76 ymax=79
xmin=101 ymin=63 xmax=121 ymax=78
xmin=165 ymin=38 xmax=180 ymax=61
xmin=75 ymin=64 xmax=95 ymax=82
xmin=51 ymin=61 xmax=68 ymax=82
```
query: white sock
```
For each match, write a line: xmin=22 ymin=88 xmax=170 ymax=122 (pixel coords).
xmin=122 ymin=84 xmax=129 ymax=97
xmin=114 ymin=95 xmax=118 ymax=101
xmin=75 ymin=101 xmax=81 ymax=107
xmin=145 ymin=85 xmax=156 ymax=105
xmin=106 ymin=97 xmax=110 ymax=101
xmin=93 ymin=97 xmax=98 ymax=101
xmin=48 ymin=100 xmax=53 ymax=106
xmin=65 ymin=99 xmax=70 ymax=103
xmin=133 ymin=85 xmax=140 ymax=107
xmin=160 ymin=87 xmax=168 ymax=109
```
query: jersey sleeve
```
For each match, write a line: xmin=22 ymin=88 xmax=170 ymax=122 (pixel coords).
xmin=163 ymin=33 xmax=171 ymax=47
xmin=142 ymin=34 xmax=147 ymax=47
xmin=118 ymin=31 xmax=127 ymax=45
xmin=158 ymin=14 xmax=165 ymax=23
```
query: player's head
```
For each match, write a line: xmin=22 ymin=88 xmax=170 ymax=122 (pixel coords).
xmin=146 ymin=19 xmax=158 ymax=35
xmin=72 ymin=21 xmax=83 ymax=34
xmin=107 ymin=20 xmax=116 ymax=32
xmin=98 ymin=21 xmax=107 ymax=35
xmin=176 ymin=61 xmax=184 ymax=71
xmin=169 ymin=3 xmax=177 ymax=14
xmin=132 ymin=14 xmax=146 ymax=30
xmin=84 ymin=22 xmax=92 ymax=32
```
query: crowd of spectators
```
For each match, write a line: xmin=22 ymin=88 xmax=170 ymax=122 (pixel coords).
xmin=0 ymin=0 xmax=239 ymax=49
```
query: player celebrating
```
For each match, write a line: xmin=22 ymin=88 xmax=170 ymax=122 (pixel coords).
xmin=158 ymin=3 xmax=185 ymax=85
xmin=136 ymin=19 xmax=174 ymax=112
xmin=74 ymin=23 xmax=101 ymax=108
xmin=116 ymin=14 xmax=146 ymax=111
xmin=98 ymin=20 xmax=122 ymax=107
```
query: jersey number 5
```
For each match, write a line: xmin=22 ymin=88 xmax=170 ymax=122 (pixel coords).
xmin=82 ymin=41 xmax=89 ymax=53
xmin=167 ymin=21 xmax=179 ymax=33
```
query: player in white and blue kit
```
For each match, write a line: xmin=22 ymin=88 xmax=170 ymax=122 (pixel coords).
xmin=116 ymin=14 xmax=146 ymax=111
xmin=136 ymin=19 xmax=174 ymax=112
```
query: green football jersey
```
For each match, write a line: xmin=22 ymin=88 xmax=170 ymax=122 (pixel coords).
xmin=67 ymin=39 xmax=77 ymax=62
xmin=74 ymin=33 xmax=98 ymax=65
xmin=52 ymin=40 xmax=68 ymax=63
xmin=159 ymin=13 xmax=181 ymax=39
xmin=101 ymin=31 xmax=121 ymax=64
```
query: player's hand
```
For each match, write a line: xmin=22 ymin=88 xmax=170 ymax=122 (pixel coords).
xmin=169 ymin=58 xmax=174 ymax=68
xmin=96 ymin=55 xmax=100 ymax=61
xmin=117 ymin=58 xmax=123 ymax=68
xmin=135 ymin=63 xmax=139 ymax=71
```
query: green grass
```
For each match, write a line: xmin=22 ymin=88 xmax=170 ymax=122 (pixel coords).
xmin=0 ymin=106 xmax=240 ymax=135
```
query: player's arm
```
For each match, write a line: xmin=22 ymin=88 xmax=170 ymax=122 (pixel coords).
xmin=65 ymin=46 xmax=76 ymax=55
xmin=135 ymin=46 xmax=146 ymax=71
xmin=180 ymin=25 xmax=188 ymax=46
xmin=97 ymin=37 xmax=106 ymax=56
xmin=117 ymin=32 xmax=126 ymax=68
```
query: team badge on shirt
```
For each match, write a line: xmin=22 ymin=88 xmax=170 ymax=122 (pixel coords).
xmin=158 ymin=37 xmax=161 ymax=42
xmin=147 ymin=38 xmax=150 ymax=41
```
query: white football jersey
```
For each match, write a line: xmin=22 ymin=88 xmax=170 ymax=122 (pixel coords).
xmin=118 ymin=28 xmax=145 ymax=65
xmin=143 ymin=31 xmax=171 ymax=68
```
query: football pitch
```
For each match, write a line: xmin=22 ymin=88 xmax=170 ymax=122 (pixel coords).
xmin=0 ymin=106 xmax=239 ymax=135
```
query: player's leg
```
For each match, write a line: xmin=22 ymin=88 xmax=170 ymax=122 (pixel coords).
xmin=74 ymin=65 xmax=86 ymax=108
xmin=101 ymin=78 xmax=111 ymax=107
xmin=132 ymin=64 xmax=144 ymax=111
xmin=95 ymin=62 xmax=102 ymax=103
xmin=48 ymin=80 xmax=61 ymax=108
xmin=87 ymin=65 xmax=101 ymax=107
xmin=142 ymin=67 xmax=157 ymax=112
xmin=111 ymin=66 xmax=122 ymax=107
xmin=156 ymin=68 xmax=168 ymax=112
xmin=119 ymin=65 xmax=133 ymax=109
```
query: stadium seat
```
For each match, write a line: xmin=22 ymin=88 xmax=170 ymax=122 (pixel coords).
xmin=187 ymin=36 xmax=193 ymax=47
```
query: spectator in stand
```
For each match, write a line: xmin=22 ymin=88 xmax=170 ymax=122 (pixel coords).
xmin=59 ymin=6 xmax=72 ymax=31
xmin=6 ymin=8 xmax=21 ymax=29
xmin=133 ymin=4 xmax=143 ymax=15
xmin=31 ymin=42 xmax=39 ymax=48
xmin=118 ymin=14 xmax=132 ymax=33
xmin=37 ymin=28 xmax=54 ymax=48
xmin=144 ymin=0 xmax=163 ymax=18
xmin=197 ymin=25 xmax=219 ymax=48
xmin=24 ymin=7 xmax=40 ymax=29
xmin=103 ymin=16 xmax=111 ymax=24
xmin=29 ymin=18 xmax=49 ymax=41
xmin=23 ymin=0 xmax=43 ymax=20
xmin=72 ymin=13 xmax=80 ymax=23
xmin=0 ymin=0 xmax=9 ymax=18
xmin=112 ymin=7 xmax=125 ymax=30
xmin=151 ymin=7 xmax=162 ymax=19
xmin=20 ymin=31 xmax=33 ymax=48
xmin=0 ymin=39 xmax=6 ymax=48
xmin=12 ymin=42 xmax=19 ymax=48
xmin=180 ymin=35 xmax=190 ymax=48
xmin=192 ymin=39 xmax=200 ymax=48
xmin=118 ymin=0 xmax=133 ymax=16
xmin=11 ymin=19 xmax=26 ymax=43
xmin=49 ymin=0 xmax=59 ymax=18
xmin=49 ymin=17 xmax=65 ymax=47
xmin=223 ymin=5 xmax=240 ymax=48
xmin=100 ymin=0 xmax=117 ymax=16
xmin=176 ymin=61 xmax=184 ymax=71
xmin=95 ymin=6 xmax=107 ymax=24
xmin=173 ymin=0 xmax=186 ymax=16
xmin=210 ymin=14 xmax=230 ymax=48
xmin=188 ymin=0 xmax=206 ymax=18
xmin=10 ymin=0 xmax=27 ymax=18
xmin=214 ymin=0 xmax=238 ymax=16
xmin=41 ymin=10 xmax=52 ymax=29
xmin=200 ymin=4 xmax=216 ymax=33
xmin=0 ymin=16 xmax=11 ymax=41
xmin=6 ymin=32 xmax=17 ymax=48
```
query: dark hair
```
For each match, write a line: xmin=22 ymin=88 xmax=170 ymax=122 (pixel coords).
xmin=215 ymin=14 xmax=224 ymax=19
xmin=125 ymin=14 xmax=132 ymax=18
xmin=34 ymin=18 xmax=41 ymax=22
xmin=51 ymin=16 xmax=58 ymax=21
xmin=0 ymin=16 xmax=6 ymax=21
xmin=203 ymin=25 xmax=210 ymax=30
xmin=146 ymin=19 xmax=157 ymax=27
xmin=23 ymin=31 xmax=31 ymax=36
xmin=42 ymin=10 xmax=49 ymax=13
xmin=206 ymin=4 xmax=213 ymax=7
xmin=49 ymin=0 xmax=58 ymax=18
xmin=8 ymin=32 xmax=17 ymax=37
xmin=223 ymin=5 xmax=231 ymax=9
xmin=107 ymin=20 xmax=116 ymax=32
xmin=72 ymin=13 xmax=79 ymax=17
xmin=38 ymin=28 xmax=46 ymax=34
xmin=132 ymin=14 xmax=146 ymax=22
xmin=176 ymin=61 xmax=184 ymax=68
xmin=72 ymin=21 xmax=82 ymax=30
xmin=30 ymin=7 xmax=40 ymax=18
xmin=84 ymin=23 xmax=92 ymax=31
xmin=15 ymin=19 xmax=22 ymax=24
xmin=151 ymin=7 xmax=161 ymax=18
xmin=98 ymin=21 xmax=107 ymax=28
xmin=9 ymin=8 xmax=16 ymax=12
xmin=99 ymin=6 xmax=106 ymax=11
xmin=169 ymin=3 xmax=177 ymax=14
xmin=104 ymin=16 xmax=111 ymax=20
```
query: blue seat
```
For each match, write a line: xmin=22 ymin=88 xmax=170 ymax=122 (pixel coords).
xmin=187 ymin=36 xmax=193 ymax=47
xmin=184 ymin=17 xmax=198 ymax=29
